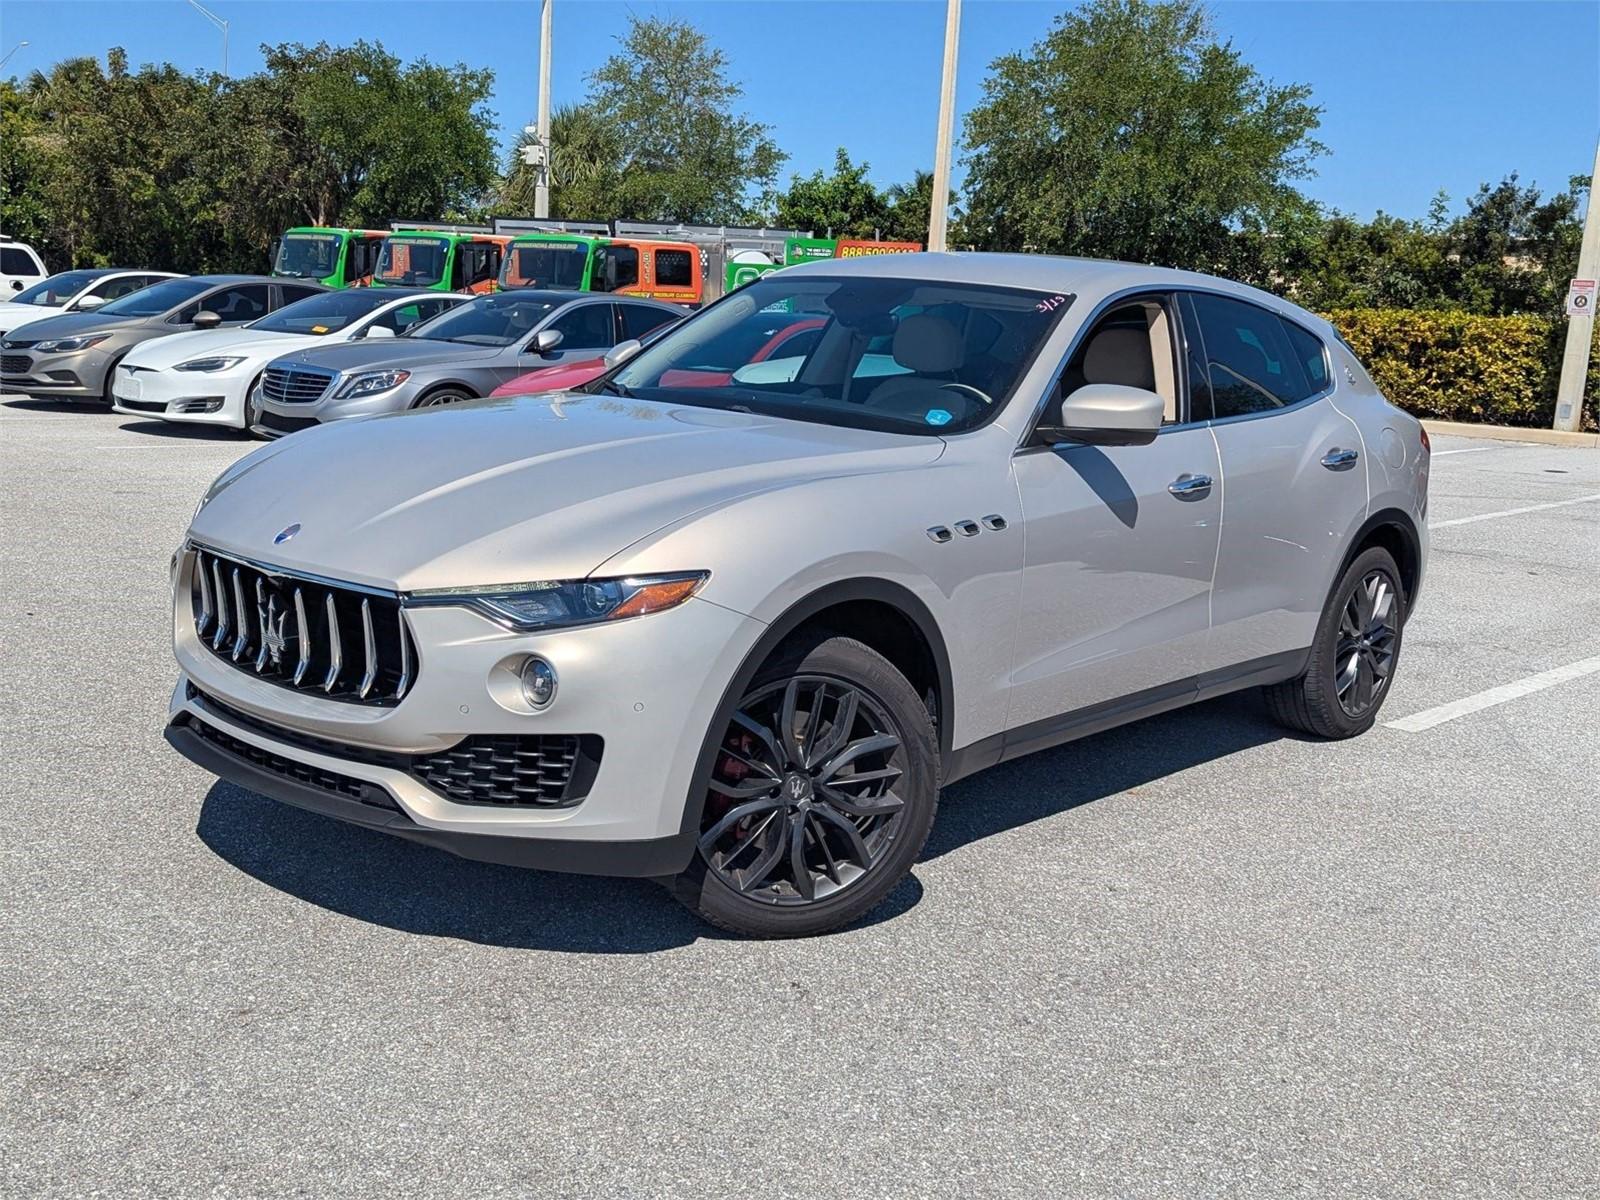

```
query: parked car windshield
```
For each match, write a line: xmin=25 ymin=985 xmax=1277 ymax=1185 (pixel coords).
xmin=97 ymin=277 xmax=212 ymax=317
xmin=605 ymin=275 xmax=1073 ymax=435
xmin=273 ymin=233 xmax=342 ymax=279
xmin=250 ymin=289 xmax=397 ymax=335
xmin=407 ymin=292 xmax=559 ymax=346
xmin=501 ymin=241 xmax=588 ymax=290
xmin=12 ymin=271 xmax=103 ymax=307
xmin=375 ymin=236 xmax=449 ymax=288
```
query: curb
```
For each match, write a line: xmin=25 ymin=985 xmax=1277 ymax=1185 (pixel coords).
xmin=1421 ymin=419 xmax=1598 ymax=448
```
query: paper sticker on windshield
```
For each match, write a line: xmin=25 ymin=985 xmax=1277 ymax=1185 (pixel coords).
xmin=310 ymin=325 xmax=330 ymax=334
xmin=925 ymin=409 xmax=953 ymax=427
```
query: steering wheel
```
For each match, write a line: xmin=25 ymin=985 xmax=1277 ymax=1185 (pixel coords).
xmin=938 ymin=382 xmax=994 ymax=407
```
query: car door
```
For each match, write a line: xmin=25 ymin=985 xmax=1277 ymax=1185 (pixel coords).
xmin=1005 ymin=293 xmax=1222 ymax=744
xmin=1181 ymin=290 xmax=1368 ymax=676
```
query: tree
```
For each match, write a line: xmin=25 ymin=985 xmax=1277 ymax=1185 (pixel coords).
xmin=960 ymin=0 xmax=1323 ymax=274
xmin=774 ymin=149 xmax=888 ymax=237
xmin=1443 ymin=174 xmax=1588 ymax=316
xmin=584 ymin=16 xmax=785 ymax=223
xmin=496 ymin=103 xmax=625 ymax=220
xmin=884 ymin=170 xmax=953 ymax=246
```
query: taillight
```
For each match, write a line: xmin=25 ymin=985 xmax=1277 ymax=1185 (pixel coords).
xmin=1419 ymin=425 xmax=1430 ymax=454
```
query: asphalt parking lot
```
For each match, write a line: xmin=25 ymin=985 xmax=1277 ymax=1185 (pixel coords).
xmin=2 ymin=400 xmax=1596 ymax=1198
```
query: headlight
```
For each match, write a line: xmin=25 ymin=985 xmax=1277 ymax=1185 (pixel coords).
xmin=174 ymin=356 xmax=246 ymax=373
xmin=34 ymin=333 xmax=111 ymax=353
xmin=333 ymin=369 xmax=410 ymax=399
xmin=408 ymin=572 xmax=709 ymax=632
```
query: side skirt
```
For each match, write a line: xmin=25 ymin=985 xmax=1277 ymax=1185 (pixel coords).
xmin=943 ymin=648 xmax=1309 ymax=786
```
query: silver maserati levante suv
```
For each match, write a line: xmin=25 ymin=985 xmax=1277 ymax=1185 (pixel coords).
xmin=165 ymin=254 xmax=1428 ymax=937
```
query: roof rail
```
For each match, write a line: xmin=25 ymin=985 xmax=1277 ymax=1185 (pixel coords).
xmin=388 ymin=220 xmax=494 ymax=235
xmin=493 ymin=216 xmax=613 ymax=237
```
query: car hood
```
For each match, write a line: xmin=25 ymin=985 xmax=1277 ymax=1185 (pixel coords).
xmin=0 ymin=302 xmax=67 ymax=331
xmin=5 ymin=310 xmax=149 ymax=342
xmin=270 ymin=337 xmax=504 ymax=373
xmin=190 ymin=393 xmax=944 ymax=591
xmin=124 ymin=327 xmax=311 ymax=369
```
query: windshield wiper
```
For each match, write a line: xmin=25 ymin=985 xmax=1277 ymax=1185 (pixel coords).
xmin=598 ymin=380 xmax=634 ymax=398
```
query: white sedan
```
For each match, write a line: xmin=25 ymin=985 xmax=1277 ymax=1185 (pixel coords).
xmin=0 ymin=268 xmax=179 ymax=340
xmin=111 ymin=287 xmax=469 ymax=430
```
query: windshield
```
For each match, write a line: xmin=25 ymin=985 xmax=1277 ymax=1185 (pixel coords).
xmin=274 ymin=232 xmax=343 ymax=279
xmin=12 ymin=271 xmax=103 ymax=307
xmin=607 ymin=275 xmax=1073 ymax=435
xmin=375 ymin=236 xmax=448 ymax=287
xmin=501 ymin=241 xmax=588 ymax=290
xmin=98 ymin=277 xmax=213 ymax=317
xmin=408 ymin=292 xmax=557 ymax=346
xmin=249 ymin=289 xmax=396 ymax=335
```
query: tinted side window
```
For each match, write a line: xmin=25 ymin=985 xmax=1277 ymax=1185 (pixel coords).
xmin=1187 ymin=292 xmax=1314 ymax=418
xmin=547 ymin=303 xmax=615 ymax=351
xmin=186 ymin=284 xmax=269 ymax=324
xmin=372 ymin=297 xmax=458 ymax=335
xmin=620 ymin=303 xmax=674 ymax=341
xmin=597 ymin=246 xmax=639 ymax=291
xmin=96 ymin=276 xmax=153 ymax=301
xmin=277 ymin=284 xmax=322 ymax=307
xmin=1281 ymin=319 xmax=1329 ymax=395
xmin=1 ymin=247 xmax=39 ymax=274
xmin=655 ymin=249 xmax=693 ymax=287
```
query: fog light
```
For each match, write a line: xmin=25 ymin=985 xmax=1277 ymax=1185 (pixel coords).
xmin=520 ymin=657 xmax=558 ymax=709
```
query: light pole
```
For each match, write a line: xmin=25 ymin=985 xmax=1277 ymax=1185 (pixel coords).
xmin=0 ymin=41 xmax=29 ymax=71
xmin=927 ymin=0 xmax=961 ymax=252
xmin=534 ymin=0 xmax=553 ymax=218
xmin=1552 ymin=136 xmax=1600 ymax=433
xmin=186 ymin=0 xmax=229 ymax=80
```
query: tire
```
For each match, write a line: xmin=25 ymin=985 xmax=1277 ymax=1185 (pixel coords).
xmin=412 ymin=388 xmax=473 ymax=409
xmin=672 ymin=632 xmax=940 ymax=938
xmin=241 ymin=373 xmax=266 ymax=438
xmin=99 ymin=357 xmax=125 ymax=410
xmin=1264 ymin=546 xmax=1405 ymax=738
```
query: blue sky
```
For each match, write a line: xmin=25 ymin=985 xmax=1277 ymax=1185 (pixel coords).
xmin=3 ymin=1 xmax=1596 ymax=219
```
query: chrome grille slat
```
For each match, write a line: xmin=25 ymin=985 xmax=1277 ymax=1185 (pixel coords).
xmin=261 ymin=365 xmax=335 ymax=405
xmin=187 ymin=547 xmax=414 ymax=706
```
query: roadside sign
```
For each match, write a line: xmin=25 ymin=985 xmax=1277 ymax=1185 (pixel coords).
xmin=834 ymin=239 xmax=923 ymax=258
xmin=1566 ymin=279 xmax=1596 ymax=316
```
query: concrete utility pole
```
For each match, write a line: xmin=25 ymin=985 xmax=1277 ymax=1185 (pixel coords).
xmin=1553 ymin=136 xmax=1600 ymax=432
xmin=534 ymin=0 xmax=554 ymax=219
xmin=186 ymin=1 xmax=229 ymax=79
xmin=927 ymin=0 xmax=961 ymax=253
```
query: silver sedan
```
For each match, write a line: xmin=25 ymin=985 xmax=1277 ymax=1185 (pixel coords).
xmin=251 ymin=290 xmax=684 ymax=436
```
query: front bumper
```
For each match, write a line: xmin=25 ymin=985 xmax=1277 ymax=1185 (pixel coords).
xmin=0 ymin=346 xmax=112 ymax=398
xmin=169 ymin=552 xmax=766 ymax=875
xmin=112 ymin=363 xmax=253 ymax=427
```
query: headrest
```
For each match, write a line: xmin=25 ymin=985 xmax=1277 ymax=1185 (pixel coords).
xmin=892 ymin=314 xmax=963 ymax=374
xmin=1083 ymin=326 xmax=1155 ymax=390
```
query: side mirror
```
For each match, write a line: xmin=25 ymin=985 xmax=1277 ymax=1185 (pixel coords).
xmin=531 ymin=328 xmax=564 ymax=357
xmin=362 ymin=324 xmax=396 ymax=339
xmin=9 ymin=280 xmax=22 ymax=291
xmin=192 ymin=310 xmax=223 ymax=329
xmin=1037 ymin=383 xmax=1164 ymax=447
xmin=602 ymin=338 xmax=642 ymax=369
xmin=74 ymin=293 xmax=106 ymax=311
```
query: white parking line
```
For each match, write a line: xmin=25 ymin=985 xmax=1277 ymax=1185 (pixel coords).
xmin=1431 ymin=446 xmax=1497 ymax=456
xmin=1386 ymin=654 xmax=1600 ymax=732
xmin=1431 ymin=493 xmax=1600 ymax=528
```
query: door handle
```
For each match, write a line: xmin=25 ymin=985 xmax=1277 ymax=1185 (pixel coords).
xmin=1321 ymin=447 xmax=1360 ymax=469
xmin=1167 ymin=473 xmax=1213 ymax=499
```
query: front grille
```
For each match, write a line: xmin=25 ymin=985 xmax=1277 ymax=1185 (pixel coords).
xmin=0 ymin=337 xmax=38 ymax=349
xmin=181 ymin=713 xmax=393 ymax=806
xmin=413 ymin=735 xmax=600 ymax=808
xmin=262 ymin=365 xmax=334 ymax=404
xmin=193 ymin=687 xmax=601 ymax=809
xmin=190 ymin=546 xmax=416 ymax=705
xmin=119 ymin=398 xmax=166 ymax=413
xmin=258 ymin=411 xmax=319 ymax=436
xmin=1 ymin=354 xmax=32 ymax=374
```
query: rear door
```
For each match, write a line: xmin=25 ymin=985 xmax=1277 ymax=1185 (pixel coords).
xmin=1005 ymin=292 xmax=1222 ymax=742
xmin=1182 ymin=291 xmax=1368 ymax=675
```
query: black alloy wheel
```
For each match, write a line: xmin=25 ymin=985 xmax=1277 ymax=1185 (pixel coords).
xmin=676 ymin=634 xmax=939 ymax=937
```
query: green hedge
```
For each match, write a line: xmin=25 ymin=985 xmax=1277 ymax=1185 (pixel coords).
xmin=1324 ymin=309 xmax=1600 ymax=429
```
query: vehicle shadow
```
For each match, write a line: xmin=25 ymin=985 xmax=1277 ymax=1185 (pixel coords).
xmin=196 ymin=692 xmax=1283 ymax=951
xmin=1 ymin=396 xmax=95 ymax=413
xmin=195 ymin=782 xmax=923 ymax=952
xmin=924 ymin=691 xmax=1293 ymax=860
xmin=116 ymin=418 xmax=247 ymax=441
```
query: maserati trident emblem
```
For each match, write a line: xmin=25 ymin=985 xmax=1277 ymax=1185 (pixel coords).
xmin=262 ymin=607 xmax=291 ymax=667
xmin=274 ymin=523 xmax=301 ymax=545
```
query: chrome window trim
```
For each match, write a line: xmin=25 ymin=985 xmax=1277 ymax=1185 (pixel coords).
xmin=187 ymin=540 xmax=401 ymax=599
